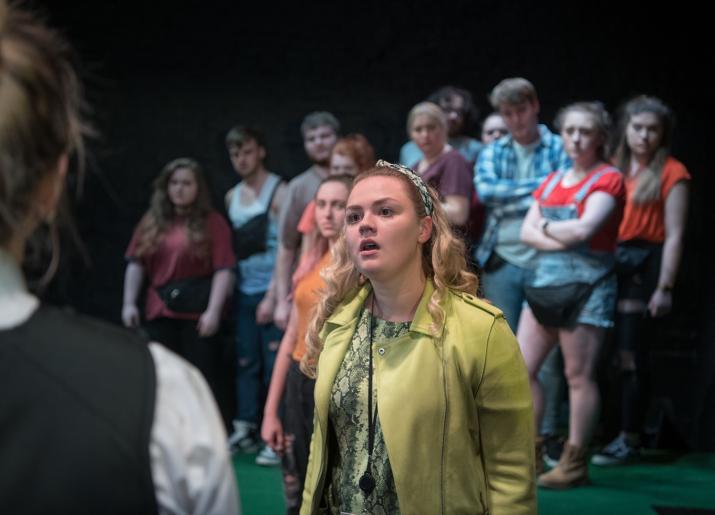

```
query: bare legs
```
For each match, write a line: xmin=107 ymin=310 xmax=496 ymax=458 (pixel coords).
xmin=560 ymin=324 xmax=604 ymax=446
xmin=517 ymin=307 xmax=605 ymax=448
xmin=517 ymin=308 xmax=557 ymax=427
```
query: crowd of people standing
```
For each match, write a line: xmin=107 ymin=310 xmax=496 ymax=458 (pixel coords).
xmin=0 ymin=1 xmax=692 ymax=513
xmin=118 ymin=75 xmax=690 ymax=510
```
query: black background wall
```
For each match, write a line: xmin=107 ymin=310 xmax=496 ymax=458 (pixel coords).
xmin=33 ymin=1 xmax=714 ymax=449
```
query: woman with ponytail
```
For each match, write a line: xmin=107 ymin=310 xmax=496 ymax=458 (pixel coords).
xmin=299 ymin=161 xmax=534 ymax=515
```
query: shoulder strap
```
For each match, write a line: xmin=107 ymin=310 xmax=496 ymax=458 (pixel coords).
xmin=264 ymin=175 xmax=281 ymax=214
xmin=540 ymin=171 xmax=566 ymax=202
xmin=574 ymin=166 xmax=619 ymax=202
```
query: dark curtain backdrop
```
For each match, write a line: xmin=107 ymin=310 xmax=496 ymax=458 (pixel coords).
xmin=34 ymin=1 xmax=714 ymax=449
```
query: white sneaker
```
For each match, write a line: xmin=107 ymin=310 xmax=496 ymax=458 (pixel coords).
xmin=591 ymin=434 xmax=641 ymax=466
xmin=255 ymin=446 xmax=281 ymax=466
xmin=227 ymin=420 xmax=260 ymax=453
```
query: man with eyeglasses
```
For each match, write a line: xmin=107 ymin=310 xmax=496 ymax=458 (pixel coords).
xmin=481 ymin=112 xmax=509 ymax=144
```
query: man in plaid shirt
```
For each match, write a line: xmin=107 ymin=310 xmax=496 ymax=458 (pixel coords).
xmin=474 ymin=78 xmax=571 ymax=330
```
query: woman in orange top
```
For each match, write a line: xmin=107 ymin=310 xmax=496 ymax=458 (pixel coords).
xmin=261 ymin=175 xmax=352 ymax=514
xmin=592 ymin=96 xmax=690 ymax=466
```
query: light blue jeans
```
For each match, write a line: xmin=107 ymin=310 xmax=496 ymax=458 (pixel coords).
xmin=481 ymin=260 xmax=529 ymax=332
xmin=482 ymin=259 xmax=566 ymax=436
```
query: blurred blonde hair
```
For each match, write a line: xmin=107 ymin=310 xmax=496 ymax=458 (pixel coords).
xmin=406 ymin=101 xmax=448 ymax=136
xmin=0 ymin=1 xmax=88 ymax=245
xmin=555 ymin=101 xmax=612 ymax=162
xmin=301 ymin=165 xmax=478 ymax=378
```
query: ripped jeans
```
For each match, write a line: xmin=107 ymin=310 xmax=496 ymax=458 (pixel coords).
xmin=235 ymin=290 xmax=283 ymax=424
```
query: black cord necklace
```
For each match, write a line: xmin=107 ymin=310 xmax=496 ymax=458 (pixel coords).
xmin=358 ymin=295 xmax=379 ymax=496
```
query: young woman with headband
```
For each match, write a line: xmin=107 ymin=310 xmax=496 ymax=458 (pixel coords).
xmin=299 ymin=161 xmax=534 ymax=515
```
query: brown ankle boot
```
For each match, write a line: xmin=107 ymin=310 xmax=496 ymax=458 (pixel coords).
xmin=535 ymin=436 xmax=545 ymax=476
xmin=537 ymin=442 xmax=590 ymax=489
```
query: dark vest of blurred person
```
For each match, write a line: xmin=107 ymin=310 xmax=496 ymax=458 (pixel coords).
xmin=0 ymin=2 xmax=239 ymax=514
xmin=0 ymin=307 xmax=158 ymax=514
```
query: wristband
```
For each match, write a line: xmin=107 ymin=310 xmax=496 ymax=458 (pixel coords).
xmin=540 ymin=219 xmax=550 ymax=234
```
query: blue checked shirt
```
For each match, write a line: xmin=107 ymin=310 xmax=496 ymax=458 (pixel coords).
xmin=473 ymin=124 xmax=571 ymax=267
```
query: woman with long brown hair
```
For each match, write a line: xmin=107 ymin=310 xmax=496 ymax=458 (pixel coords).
xmin=299 ymin=161 xmax=534 ymax=515
xmin=592 ymin=96 xmax=690 ymax=466
xmin=122 ymin=157 xmax=235 ymax=396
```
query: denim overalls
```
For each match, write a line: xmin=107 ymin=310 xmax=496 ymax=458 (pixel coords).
xmin=529 ymin=166 xmax=619 ymax=327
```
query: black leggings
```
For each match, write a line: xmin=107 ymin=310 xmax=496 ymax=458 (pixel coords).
xmin=144 ymin=317 xmax=224 ymax=400
xmin=615 ymin=312 xmax=651 ymax=434
xmin=614 ymin=241 xmax=663 ymax=435
xmin=282 ymin=360 xmax=316 ymax=515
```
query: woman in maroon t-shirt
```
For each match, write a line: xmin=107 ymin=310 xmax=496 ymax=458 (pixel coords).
xmin=407 ymin=101 xmax=474 ymax=228
xmin=122 ymin=158 xmax=235 ymax=393
xmin=518 ymin=102 xmax=625 ymax=489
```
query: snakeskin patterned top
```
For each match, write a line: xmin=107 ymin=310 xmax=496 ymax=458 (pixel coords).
xmin=325 ymin=308 xmax=410 ymax=515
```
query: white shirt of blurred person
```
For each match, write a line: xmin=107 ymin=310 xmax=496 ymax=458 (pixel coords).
xmin=0 ymin=4 xmax=239 ymax=514
xmin=272 ymin=112 xmax=339 ymax=329
xmin=481 ymin=112 xmax=509 ymax=145
xmin=399 ymin=86 xmax=482 ymax=167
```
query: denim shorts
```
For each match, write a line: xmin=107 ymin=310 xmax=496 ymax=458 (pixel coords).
xmin=576 ymin=274 xmax=617 ymax=328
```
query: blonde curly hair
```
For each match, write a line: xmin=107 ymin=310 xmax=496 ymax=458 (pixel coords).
xmin=301 ymin=164 xmax=478 ymax=378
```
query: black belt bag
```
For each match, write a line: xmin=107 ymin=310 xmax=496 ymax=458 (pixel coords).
xmin=524 ymin=282 xmax=594 ymax=328
xmin=156 ymin=276 xmax=212 ymax=314
xmin=232 ymin=180 xmax=281 ymax=261
xmin=524 ymin=270 xmax=612 ymax=328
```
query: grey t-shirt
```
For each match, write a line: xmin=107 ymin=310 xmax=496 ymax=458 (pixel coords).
xmin=495 ymin=140 xmax=539 ymax=267
xmin=278 ymin=165 xmax=324 ymax=250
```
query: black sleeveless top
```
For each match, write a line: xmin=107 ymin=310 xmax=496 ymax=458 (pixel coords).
xmin=0 ymin=305 xmax=158 ymax=515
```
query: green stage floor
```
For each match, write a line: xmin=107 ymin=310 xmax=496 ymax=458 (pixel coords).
xmin=233 ymin=451 xmax=715 ymax=514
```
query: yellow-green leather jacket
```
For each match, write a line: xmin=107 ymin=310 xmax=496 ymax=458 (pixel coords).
xmin=301 ymin=280 xmax=536 ymax=515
